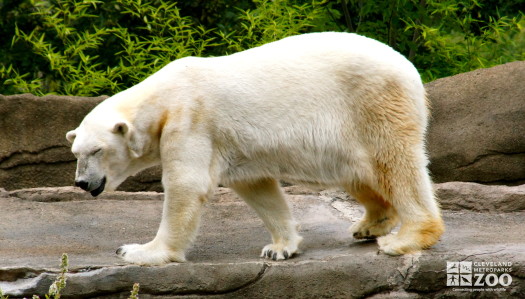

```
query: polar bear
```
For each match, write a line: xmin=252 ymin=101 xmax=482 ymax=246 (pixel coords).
xmin=66 ymin=32 xmax=444 ymax=265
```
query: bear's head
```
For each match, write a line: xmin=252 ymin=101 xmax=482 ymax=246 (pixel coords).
xmin=66 ymin=116 xmax=148 ymax=196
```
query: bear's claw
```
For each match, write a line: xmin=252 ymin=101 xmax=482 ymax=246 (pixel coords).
xmin=261 ymin=244 xmax=295 ymax=261
xmin=115 ymin=246 xmax=126 ymax=257
xmin=353 ymin=230 xmax=378 ymax=239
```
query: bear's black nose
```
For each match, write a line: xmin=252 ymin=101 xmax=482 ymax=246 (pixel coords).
xmin=75 ymin=180 xmax=89 ymax=191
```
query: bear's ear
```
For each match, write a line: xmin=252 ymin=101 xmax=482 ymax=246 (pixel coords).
xmin=112 ymin=121 xmax=147 ymax=158
xmin=112 ymin=122 xmax=129 ymax=135
xmin=66 ymin=130 xmax=77 ymax=144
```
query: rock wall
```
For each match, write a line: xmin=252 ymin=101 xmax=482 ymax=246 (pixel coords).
xmin=426 ymin=61 xmax=525 ymax=185
xmin=0 ymin=94 xmax=103 ymax=190
xmin=0 ymin=94 xmax=162 ymax=191
xmin=1 ymin=61 xmax=524 ymax=191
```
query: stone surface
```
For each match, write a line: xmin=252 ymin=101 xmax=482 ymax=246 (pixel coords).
xmin=9 ymin=186 xmax=163 ymax=202
xmin=426 ymin=61 xmax=525 ymax=185
xmin=436 ymin=182 xmax=525 ymax=212
xmin=1 ymin=183 xmax=524 ymax=298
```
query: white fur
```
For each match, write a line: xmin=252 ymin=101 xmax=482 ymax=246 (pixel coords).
xmin=67 ymin=32 xmax=443 ymax=265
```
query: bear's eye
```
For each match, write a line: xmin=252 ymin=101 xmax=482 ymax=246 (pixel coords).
xmin=90 ymin=148 xmax=102 ymax=156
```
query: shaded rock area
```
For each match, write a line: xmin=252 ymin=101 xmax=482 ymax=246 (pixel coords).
xmin=1 ymin=183 xmax=524 ymax=298
xmin=1 ymin=62 xmax=525 ymax=191
xmin=0 ymin=94 xmax=163 ymax=192
xmin=0 ymin=94 xmax=104 ymax=190
xmin=426 ymin=61 xmax=525 ymax=185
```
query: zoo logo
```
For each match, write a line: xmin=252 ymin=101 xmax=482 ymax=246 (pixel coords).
xmin=446 ymin=261 xmax=513 ymax=287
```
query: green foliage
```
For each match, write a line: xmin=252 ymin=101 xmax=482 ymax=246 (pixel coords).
xmin=1 ymin=0 xmax=217 ymax=95
xmin=403 ymin=0 xmax=525 ymax=81
xmin=45 ymin=253 xmax=68 ymax=299
xmin=218 ymin=0 xmax=331 ymax=53
xmin=337 ymin=0 xmax=525 ymax=81
xmin=0 ymin=0 xmax=523 ymax=95
xmin=129 ymin=283 xmax=140 ymax=299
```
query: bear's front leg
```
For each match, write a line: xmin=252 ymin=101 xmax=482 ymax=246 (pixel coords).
xmin=116 ymin=181 xmax=207 ymax=265
xmin=117 ymin=137 xmax=214 ymax=265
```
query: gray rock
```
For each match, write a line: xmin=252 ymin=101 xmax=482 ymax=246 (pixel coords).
xmin=9 ymin=186 xmax=163 ymax=202
xmin=435 ymin=182 xmax=525 ymax=212
xmin=0 ymin=184 xmax=524 ymax=298
xmin=0 ymin=94 xmax=104 ymax=190
xmin=10 ymin=182 xmax=524 ymax=213
xmin=0 ymin=188 xmax=8 ymax=198
xmin=426 ymin=61 xmax=525 ymax=185
xmin=2 ymin=263 xmax=266 ymax=298
xmin=0 ymin=94 xmax=163 ymax=192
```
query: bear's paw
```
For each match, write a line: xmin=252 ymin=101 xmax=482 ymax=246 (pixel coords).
xmin=116 ymin=242 xmax=186 ymax=265
xmin=260 ymin=235 xmax=303 ymax=261
xmin=350 ymin=216 xmax=397 ymax=240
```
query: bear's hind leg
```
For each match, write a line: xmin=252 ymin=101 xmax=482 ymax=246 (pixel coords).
xmin=376 ymin=165 xmax=444 ymax=255
xmin=347 ymin=184 xmax=398 ymax=240
xmin=230 ymin=178 xmax=303 ymax=261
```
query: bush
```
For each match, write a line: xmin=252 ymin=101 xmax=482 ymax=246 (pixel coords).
xmin=333 ymin=0 xmax=525 ymax=82
xmin=218 ymin=0 xmax=331 ymax=53
xmin=1 ymin=0 xmax=216 ymax=95
xmin=0 ymin=0 xmax=523 ymax=95
xmin=403 ymin=0 xmax=525 ymax=81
